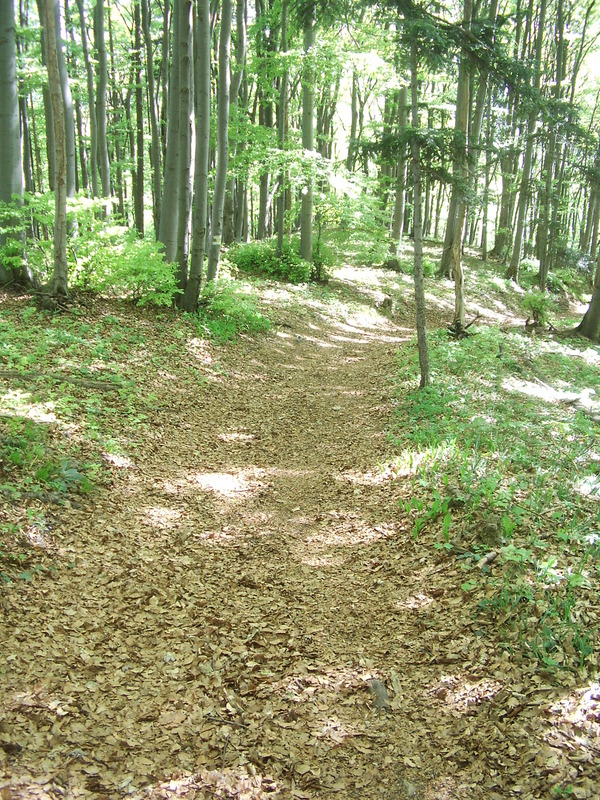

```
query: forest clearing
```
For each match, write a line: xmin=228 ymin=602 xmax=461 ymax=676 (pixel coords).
xmin=1 ymin=254 xmax=600 ymax=800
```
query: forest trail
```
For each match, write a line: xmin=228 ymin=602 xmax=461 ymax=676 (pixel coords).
xmin=1 ymin=272 xmax=595 ymax=799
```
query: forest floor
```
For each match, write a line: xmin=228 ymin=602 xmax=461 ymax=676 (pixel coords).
xmin=1 ymin=259 xmax=600 ymax=799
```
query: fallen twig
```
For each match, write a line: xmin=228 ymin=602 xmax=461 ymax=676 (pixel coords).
xmin=476 ymin=550 xmax=498 ymax=569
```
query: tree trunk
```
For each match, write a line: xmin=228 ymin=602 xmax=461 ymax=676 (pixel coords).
xmin=183 ymin=0 xmax=210 ymax=312
xmin=76 ymin=0 xmax=98 ymax=198
xmin=0 ymin=0 xmax=30 ymax=286
xmin=537 ymin=0 xmax=563 ymax=290
xmin=158 ymin=0 xmax=181 ymax=262
xmin=390 ymin=85 xmax=408 ymax=255
xmin=94 ymin=0 xmax=111 ymax=212
xmin=39 ymin=18 xmax=55 ymax=191
xmin=141 ymin=0 xmax=161 ymax=234
xmin=206 ymin=0 xmax=233 ymax=281
xmin=38 ymin=0 xmax=68 ymax=297
xmin=133 ymin=1 xmax=144 ymax=236
xmin=410 ymin=38 xmax=430 ymax=389
xmin=346 ymin=69 xmax=358 ymax=172
xmin=54 ymin=0 xmax=76 ymax=204
xmin=506 ymin=0 xmax=547 ymax=282
xmin=450 ymin=0 xmax=472 ymax=329
xmin=223 ymin=0 xmax=246 ymax=245
xmin=175 ymin=0 xmax=193 ymax=290
xmin=276 ymin=0 xmax=288 ymax=257
xmin=439 ymin=0 xmax=473 ymax=280
xmin=578 ymin=249 xmax=600 ymax=341
xmin=300 ymin=4 xmax=315 ymax=263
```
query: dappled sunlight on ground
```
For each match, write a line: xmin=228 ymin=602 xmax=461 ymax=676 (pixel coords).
xmin=1 ymin=389 xmax=60 ymax=424
xmin=3 ymin=267 xmax=599 ymax=799
xmin=504 ymin=376 xmax=599 ymax=408
xmin=103 ymin=451 xmax=135 ymax=468
xmin=427 ymin=674 xmax=504 ymax=714
xmin=141 ymin=505 xmax=182 ymax=530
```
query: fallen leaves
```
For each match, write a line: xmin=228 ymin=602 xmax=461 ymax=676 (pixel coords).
xmin=1 ymin=289 xmax=599 ymax=799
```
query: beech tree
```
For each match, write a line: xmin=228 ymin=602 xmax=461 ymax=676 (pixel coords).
xmin=37 ymin=0 xmax=68 ymax=298
xmin=0 ymin=0 xmax=26 ymax=286
xmin=206 ymin=0 xmax=233 ymax=282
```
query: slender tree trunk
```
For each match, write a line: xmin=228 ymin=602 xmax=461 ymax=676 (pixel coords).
xmin=76 ymin=0 xmax=98 ymax=197
xmin=300 ymin=4 xmax=315 ymax=263
xmin=537 ymin=0 xmax=563 ymax=290
xmin=54 ymin=0 xmax=76 ymax=203
xmin=482 ymin=96 xmax=492 ymax=262
xmin=38 ymin=0 xmax=68 ymax=297
xmin=450 ymin=0 xmax=472 ymax=329
xmin=133 ymin=1 xmax=144 ymax=235
xmin=410 ymin=38 xmax=429 ymax=388
xmin=175 ymin=0 xmax=193 ymax=289
xmin=346 ymin=69 xmax=358 ymax=172
xmin=0 ymin=0 xmax=30 ymax=286
xmin=223 ymin=0 xmax=246 ymax=244
xmin=94 ymin=0 xmax=111 ymax=211
xmin=276 ymin=0 xmax=288 ymax=256
xmin=158 ymin=0 xmax=181 ymax=262
xmin=506 ymin=0 xmax=547 ymax=282
xmin=390 ymin=85 xmax=408 ymax=255
xmin=183 ymin=0 xmax=210 ymax=311
xmin=206 ymin=0 xmax=233 ymax=281
xmin=39 ymin=18 xmax=55 ymax=191
xmin=439 ymin=0 xmax=472 ymax=280
xmin=141 ymin=0 xmax=161 ymax=234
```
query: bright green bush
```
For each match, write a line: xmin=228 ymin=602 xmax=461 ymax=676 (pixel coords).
xmin=229 ymin=240 xmax=312 ymax=284
xmin=74 ymin=224 xmax=180 ymax=306
xmin=194 ymin=280 xmax=271 ymax=342
xmin=523 ymin=290 xmax=555 ymax=326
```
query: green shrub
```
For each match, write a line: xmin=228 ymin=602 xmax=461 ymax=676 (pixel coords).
xmin=75 ymin=229 xmax=180 ymax=306
xmin=523 ymin=290 xmax=554 ymax=326
xmin=229 ymin=239 xmax=312 ymax=284
xmin=194 ymin=281 xmax=271 ymax=342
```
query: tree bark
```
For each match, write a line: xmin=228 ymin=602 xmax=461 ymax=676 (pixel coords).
xmin=390 ymin=85 xmax=408 ymax=255
xmin=506 ymin=0 xmax=547 ymax=282
xmin=0 ymin=0 xmax=29 ymax=286
xmin=276 ymin=0 xmax=288 ymax=257
xmin=133 ymin=1 xmax=144 ymax=236
xmin=206 ymin=0 xmax=233 ymax=282
xmin=76 ymin=0 xmax=98 ymax=198
xmin=38 ymin=0 xmax=69 ymax=297
xmin=578 ymin=249 xmax=600 ymax=341
xmin=175 ymin=0 xmax=194 ymax=289
xmin=94 ymin=0 xmax=111 ymax=212
xmin=439 ymin=0 xmax=472 ymax=281
xmin=410 ymin=38 xmax=429 ymax=388
xmin=141 ymin=0 xmax=161 ymax=234
xmin=158 ymin=0 xmax=181 ymax=262
xmin=300 ymin=4 xmax=315 ymax=264
xmin=224 ymin=0 xmax=247 ymax=245
xmin=53 ymin=0 xmax=76 ymax=203
xmin=182 ymin=0 xmax=210 ymax=311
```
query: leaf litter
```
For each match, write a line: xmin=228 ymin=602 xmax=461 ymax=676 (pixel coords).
xmin=1 ymin=270 xmax=599 ymax=799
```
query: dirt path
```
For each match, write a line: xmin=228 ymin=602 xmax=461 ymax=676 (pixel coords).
xmin=1 ymin=278 xmax=596 ymax=799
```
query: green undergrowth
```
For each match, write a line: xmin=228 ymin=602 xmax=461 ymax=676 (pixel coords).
xmin=193 ymin=280 xmax=271 ymax=342
xmin=229 ymin=238 xmax=330 ymax=284
xmin=394 ymin=325 xmax=600 ymax=674
xmin=0 ymin=298 xmax=190 ymax=584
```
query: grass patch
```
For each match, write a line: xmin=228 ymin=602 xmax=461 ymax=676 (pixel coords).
xmin=393 ymin=325 xmax=600 ymax=673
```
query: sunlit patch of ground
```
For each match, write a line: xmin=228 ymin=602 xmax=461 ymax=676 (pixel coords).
xmin=427 ymin=674 xmax=504 ymax=714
